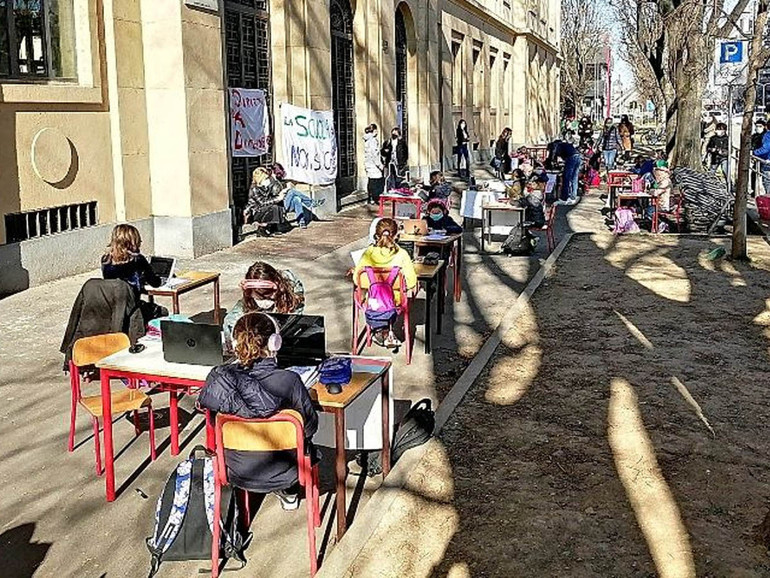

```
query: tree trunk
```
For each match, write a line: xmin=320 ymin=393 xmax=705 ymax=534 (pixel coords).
xmin=671 ymin=61 xmax=707 ymax=169
xmin=731 ymin=2 xmax=770 ymax=260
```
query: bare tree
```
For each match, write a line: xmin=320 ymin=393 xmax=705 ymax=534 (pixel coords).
xmin=560 ymin=0 xmax=607 ymax=115
xmin=732 ymin=0 xmax=770 ymax=260
xmin=610 ymin=0 xmax=753 ymax=168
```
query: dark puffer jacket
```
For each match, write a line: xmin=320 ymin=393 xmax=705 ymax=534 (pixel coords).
xmin=198 ymin=358 xmax=318 ymax=492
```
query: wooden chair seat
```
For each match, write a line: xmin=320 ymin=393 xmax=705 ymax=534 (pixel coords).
xmin=79 ymin=389 xmax=151 ymax=417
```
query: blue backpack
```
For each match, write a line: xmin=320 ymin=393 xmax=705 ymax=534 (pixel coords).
xmin=146 ymin=446 xmax=250 ymax=577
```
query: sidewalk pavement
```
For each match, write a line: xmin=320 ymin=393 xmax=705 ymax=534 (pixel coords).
xmin=0 ymin=168 xmax=603 ymax=577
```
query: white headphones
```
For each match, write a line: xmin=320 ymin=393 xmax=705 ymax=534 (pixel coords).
xmin=261 ymin=313 xmax=283 ymax=354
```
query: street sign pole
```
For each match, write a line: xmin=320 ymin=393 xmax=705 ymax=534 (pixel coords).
xmin=727 ymin=83 xmax=733 ymax=199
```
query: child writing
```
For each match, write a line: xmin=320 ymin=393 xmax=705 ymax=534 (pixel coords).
xmin=198 ymin=312 xmax=318 ymax=510
xmin=423 ymin=200 xmax=463 ymax=234
xmin=223 ymin=261 xmax=304 ymax=349
xmin=353 ymin=218 xmax=417 ymax=348
xmin=101 ymin=224 xmax=165 ymax=321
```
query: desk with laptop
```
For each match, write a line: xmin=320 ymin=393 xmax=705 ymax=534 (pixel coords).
xmin=96 ymin=314 xmax=392 ymax=538
xmin=147 ymin=257 xmax=221 ymax=324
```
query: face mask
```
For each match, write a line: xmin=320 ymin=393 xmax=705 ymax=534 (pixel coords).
xmin=429 ymin=213 xmax=443 ymax=221
xmin=254 ymin=299 xmax=275 ymax=310
xmin=716 ymin=131 xmax=726 ymax=136
xmin=756 ymin=126 xmax=764 ymax=133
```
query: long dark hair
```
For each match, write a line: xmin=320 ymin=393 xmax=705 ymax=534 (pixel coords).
xmin=242 ymin=261 xmax=303 ymax=313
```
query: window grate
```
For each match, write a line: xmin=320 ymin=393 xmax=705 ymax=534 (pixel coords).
xmin=4 ymin=201 xmax=97 ymax=243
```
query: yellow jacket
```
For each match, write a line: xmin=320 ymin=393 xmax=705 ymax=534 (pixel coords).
xmin=353 ymin=245 xmax=417 ymax=303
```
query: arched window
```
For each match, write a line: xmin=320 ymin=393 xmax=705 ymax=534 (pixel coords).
xmin=0 ymin=0 xmax=77 ymax=79
xmin=395 ymin=8 xmax=408 ymax=144
xmin=330 ymin=0 xmax=357 ymax=198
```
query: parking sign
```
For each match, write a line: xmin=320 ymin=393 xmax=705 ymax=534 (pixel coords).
xmin=720 ymin=41 xmax=744 ymax=64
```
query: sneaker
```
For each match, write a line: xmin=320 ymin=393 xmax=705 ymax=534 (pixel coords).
xmin=276 ymin=490 xmax=300 ymax=511
xmin=311 ymin=198 xmax=326 ymax=208
xmin=553 ymin=199 xmax=567 ymax=206
xmin=384 ymin=332 xmax=401 ymax=349
xmin=372 ymin=331 xmax=386 ymax=347
xmin=565 ymin=198 xmax=578 ymax=205
xmin=300 ymin=222 xmax=308 ymax=229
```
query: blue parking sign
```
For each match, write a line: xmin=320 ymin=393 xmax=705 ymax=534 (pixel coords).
xmin=720 ymin=41 xmax=744 ymax=64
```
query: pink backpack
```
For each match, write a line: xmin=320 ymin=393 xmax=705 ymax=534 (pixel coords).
xmin=613 ymin=207 xmax=640 ymax=235
xmin=364 ymin=267 xmax=400 ymax=329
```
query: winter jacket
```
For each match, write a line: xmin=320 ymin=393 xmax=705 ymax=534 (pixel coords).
xmin=601 ymin=126 xmax=622 ymax=151
xmin=198 ymin=358 xmax=319 ymax=492
xmin=456 ymin=125 xmax=469 ymax=146
xmin=494 ymin=137 xmax=509 ymax=161
xmin=102 ymin=253 xmax=161 ymax=297
xmin=381 ymin=138 xmax=408 ymax=171
xmin=753 ymin=130 xmax=770 ymax=160
xmin=363 ymin=132 xmax=383 ymax=179
xmin=244 ymin=178 xmax=286 ymax=225
xmin=353 ymin=245 xmax=417 ymax=304
xmin=60 ymin=278 xmax=145 ymax=366
xmin=423 ymin=213 xmax=463 ymax=234
xmin=707 ymin=134 xmax=729 ymax=166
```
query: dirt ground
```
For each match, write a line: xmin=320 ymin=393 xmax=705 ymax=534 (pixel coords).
xmin=434 ymin=233 xmax=770 ymax=577
xmin=337 ymin=232 xmax=770 ymax=578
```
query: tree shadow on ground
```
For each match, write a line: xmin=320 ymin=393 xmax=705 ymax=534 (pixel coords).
xmin=0 ymin=523 xmax=52 ymax=578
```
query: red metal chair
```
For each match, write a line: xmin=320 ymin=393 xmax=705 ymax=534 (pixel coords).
xmin=212 ymin=411 xmax=321 ymax=577
xmin=352 ymin=267 xmax=413 ymax=365
xmin=655 ymin=192 xmax=685 ymax=232
xmin=68 ymin=333 xmax=156 ymax=474
xmin=528 ymin=204 xmax=557 ymax=254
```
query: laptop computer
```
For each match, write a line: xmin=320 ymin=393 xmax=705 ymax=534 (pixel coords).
xmin=150 ymin=256 xmax=176 ymax=285
xmin=271 ymin=314 xmax=326 ymax=368
xmin=161 ymin=320 xmax=224 ymax=366
xmin=402 ymin=219 xmax=428 ymax=236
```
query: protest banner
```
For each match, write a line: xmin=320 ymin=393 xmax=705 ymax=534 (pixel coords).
xmin=229 ymin=88 xmax=269 ymax=157
xmin=281 ymin=103 xmax=338 ymax=185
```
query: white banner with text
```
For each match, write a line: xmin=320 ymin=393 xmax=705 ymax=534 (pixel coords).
xmin=281 ymin=103 xmax=337 ymax=185
xmin=229 ymin=88 xmax=269 ymax=157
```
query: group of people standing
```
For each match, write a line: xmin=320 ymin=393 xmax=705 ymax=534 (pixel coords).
xmin=363 ymin=125 xmax=409 ymax=204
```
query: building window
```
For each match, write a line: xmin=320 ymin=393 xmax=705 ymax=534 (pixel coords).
xmin=503 ymin=52 xmax=511 ymax=114
xmin=472 ymin=39 xmax=483 ymax=108
xmin=5 ymin=201 xmax=97 ymax=243
xmin=0 ymin=1 xmax=77 ymax=80
xmin=489 ymin=47 xmax=498 ymax=110
xmin=451 ymin=32 xmax=464 ymax=107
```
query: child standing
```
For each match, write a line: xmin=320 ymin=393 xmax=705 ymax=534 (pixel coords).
xmin=353 ymin=218 xmax=417 ymax=348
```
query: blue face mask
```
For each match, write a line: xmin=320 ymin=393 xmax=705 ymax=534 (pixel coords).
xmin=429 ymin=213 xmax=443 ymax=221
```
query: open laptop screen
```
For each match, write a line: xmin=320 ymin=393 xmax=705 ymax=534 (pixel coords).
xmin=150 ymin=257 xmax=175 ymax=280
xmin=270 ymin=314 xmax=326 ymax=365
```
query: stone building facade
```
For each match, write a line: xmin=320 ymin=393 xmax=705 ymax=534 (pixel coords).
xmin=0 ymin=0 xmax=560 ymax=294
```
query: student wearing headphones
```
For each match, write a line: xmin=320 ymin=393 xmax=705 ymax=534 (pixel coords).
xmin=197 ymin=312 xmax=318 ymax=510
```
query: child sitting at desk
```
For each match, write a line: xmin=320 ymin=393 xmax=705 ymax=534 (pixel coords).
xmin=353 ymin=218 xmax=417 ymax=348
xmin=423 ymin=200 xmax=463 ymax=234
xmin=101 ymin=224 xmax=166 ymax=322
xmin=223 ymin=261 xmax=304 ymax=349
xmin=198 ymin=311 xmax=318 ymax=510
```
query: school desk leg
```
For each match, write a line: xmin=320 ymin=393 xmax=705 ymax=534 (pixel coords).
xmin=172 ymin=294 xmax=180 ymax=315
xmin=205 ymin=409 xmax=215 ymax=451
xmin=381 ymin=367 xmax=391 ymax=478
xmin=454 ymin=238 xmax=463 ymax=302
xmin=213 ymin=278 xmax=221 ymax=325
xmin=424 ymin=280 xmax=433 ymax=354
xmin=437 ymin=266 xmax=445 ymax=335
xmin=100 ymin=370 xmax=116 ymax=502
xmin=169 ymin=390 xmax=180 ymax=455
xmin=333 ymin=408 xmax=347 ymax=539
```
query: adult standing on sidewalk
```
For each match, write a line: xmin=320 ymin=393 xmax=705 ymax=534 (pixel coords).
xmin=382 ymin=127 xmax=408 ymax=189
xmin=618 ymin=114 xmax=635 ymax=161
xmin=753 ymin=121 xmax=770 ymax=195
xmin=751 ymin=119 xmax=767 ymax=195
xmin=600 ymin=118 xmax=622 ymax=171
xmin=363 ymin=124 xmax=385 ymax=205
xmin=493 ymin=127 xmax=513 ymax=178
xmin=548 ymin=139 xmax=582 ymax=206
xmin=455 ymin=119 xmax=471 ymax=178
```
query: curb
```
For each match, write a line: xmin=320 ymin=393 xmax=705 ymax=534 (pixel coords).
xmin=317 ymin=232 xmax=577 ymax=577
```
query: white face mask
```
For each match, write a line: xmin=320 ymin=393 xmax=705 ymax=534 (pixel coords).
xmin=716 ymin=131 xmax=726 ymax=136
xmin=254 ymin=299 xmax=275 ymax=310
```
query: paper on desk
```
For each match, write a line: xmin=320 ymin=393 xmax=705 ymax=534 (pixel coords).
xmin=351 ymin=248 xmax=365 ymax=265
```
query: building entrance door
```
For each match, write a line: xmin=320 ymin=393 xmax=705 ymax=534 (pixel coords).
xmin=224 ymin=0 xmax=272 ymax=240
xmin=330 ymin=0 xmax=357 ymax=203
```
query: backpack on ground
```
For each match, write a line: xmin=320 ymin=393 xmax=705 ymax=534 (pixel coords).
xmin=146 ymin=446 xmax=251 ymax=577
xmin=363 ymin=398 xmax=436 ymax=476
xmin=501 ymin=223 xmax=536 ymax=256
xmin=364 ymin=266 xmax=400 ymax=330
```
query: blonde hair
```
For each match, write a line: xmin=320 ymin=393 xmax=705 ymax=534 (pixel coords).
xmin=374 ymin=218 xmax=399 ymax=254
xmin=232 ymin=312 xmax=274 ymax=366
xmin=103 ymin=224 xmax=141 ymax=265
xmin=251 ymin=167 xmax=271 ymax=187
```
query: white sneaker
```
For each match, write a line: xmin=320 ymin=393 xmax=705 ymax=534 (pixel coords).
xmin=553 ymin=199 xmax=567 ymax=206
xmin=565 ymin=198 xmax=578 ymax=205
xmin=276 ymin=490 xmax=300 ymax=511
xmin=384 ymin=332 xmax=402 ymax=349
